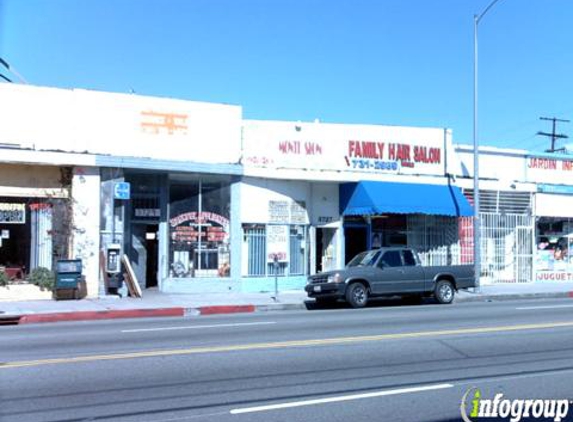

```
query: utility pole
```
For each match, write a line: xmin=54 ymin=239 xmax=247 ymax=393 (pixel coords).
xmin=538 ymin=117 xmax=569 ymax=153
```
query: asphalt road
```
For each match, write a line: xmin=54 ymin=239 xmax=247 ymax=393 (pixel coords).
xmin=2 ymin=298 xmax=573 ymax=422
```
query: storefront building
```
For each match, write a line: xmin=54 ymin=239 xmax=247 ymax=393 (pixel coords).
xmin=7 ymin=81 xmax=573 ymax=298
xmin=527 ymin=153 xmax=573 ymax=283
xmin=0 ymin=83 xmax=242 ymax=297
xmin=89 ymin=88 xmax=243 ymax=295
xmin=454 ymin=144 xmax=573 ymax=285
xmin=241 ymin=120 xmax=474 ymax=292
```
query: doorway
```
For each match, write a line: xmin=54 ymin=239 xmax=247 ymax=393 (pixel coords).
xmin=315 ymin=228 xmax=337 ymax=273
xmin=129 ymin=224 xmax=158 ymax=288
xmin=344 ymin=225 xmax=368 ymax=264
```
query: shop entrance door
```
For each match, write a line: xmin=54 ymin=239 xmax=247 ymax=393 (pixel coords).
xmin=130 ymin=224 xmax=158 ymax=289
xmin=315 ymin=228 xmax=337 ymax=273
xmin=344 ymin=225 xmax=368 ymax=264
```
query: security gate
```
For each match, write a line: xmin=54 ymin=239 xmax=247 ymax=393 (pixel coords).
xmin=480 ymin=213 xmax=534 ymax=284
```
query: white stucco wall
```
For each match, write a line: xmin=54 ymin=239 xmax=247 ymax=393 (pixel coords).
xmin=309 ymin=183 xmax=339 ymax=227
xmin=240 ymin=178 xmax=312 ymax=224
xmin=0 ymin=83 xmax=242 ymax=164
xmin=71 ymin=167 xmax=101 ymax=298
xmin=455 ymin=144 xmax=528 ymax=182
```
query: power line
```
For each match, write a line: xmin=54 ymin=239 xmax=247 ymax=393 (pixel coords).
xmin=0 ymin=57 xmax=28 ymax=84
xmin=537 ymin=116 xmax=569 ymax=153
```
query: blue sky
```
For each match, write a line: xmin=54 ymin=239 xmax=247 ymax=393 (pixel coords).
xmin=1 ymin=0 xmax=572 ymax=151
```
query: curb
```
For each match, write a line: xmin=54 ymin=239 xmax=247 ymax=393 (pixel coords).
xmin=198 ymin=305 xmax=255 ymax=315
xmin=3 ymin=303 xmax=302 ymax=325
xmin=18 ymin=307 xmax=185 ymax=324
xmin=3 ymin=291 xmax=573 ymax=325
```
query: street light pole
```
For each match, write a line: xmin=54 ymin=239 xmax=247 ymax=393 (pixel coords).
xmin=473 ymin=0 xmax=505 ymax=291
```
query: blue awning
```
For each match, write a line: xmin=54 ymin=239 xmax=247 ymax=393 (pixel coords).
xmin=340 ymin=181 xmax=473 ymax=217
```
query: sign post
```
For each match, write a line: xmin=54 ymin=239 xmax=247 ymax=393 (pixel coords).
xmin=271 ymin=254 xmax=279 ymax=302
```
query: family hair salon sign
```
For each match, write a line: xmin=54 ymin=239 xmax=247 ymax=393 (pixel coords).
xmin=242 ymin=121 xmax=449 ymax=177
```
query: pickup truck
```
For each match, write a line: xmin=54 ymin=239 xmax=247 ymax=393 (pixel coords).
xmin=305 ymin=247 xmax=475 ymax=308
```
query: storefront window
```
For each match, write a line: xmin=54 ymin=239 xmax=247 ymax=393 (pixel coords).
xmin=0 ymin=198 xmax=69 ymax=277
xmin=536 ymin=218 xmax=572 ymax=273
xmin=168 ymin=178 xmax=230 ymax=278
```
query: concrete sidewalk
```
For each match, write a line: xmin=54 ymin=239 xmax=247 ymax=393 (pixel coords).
xmin=1 ymin=283 xmax=572 ymax=325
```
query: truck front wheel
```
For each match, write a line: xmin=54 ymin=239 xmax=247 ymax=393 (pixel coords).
xmin=346 ymin=283 xmax=368 ymax=308
xmin=434 ymin=280 xmax=455 ymax=304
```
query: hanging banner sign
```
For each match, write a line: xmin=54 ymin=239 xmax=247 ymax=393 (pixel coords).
xmin=0 ymin=203 xmax=25 ymax=224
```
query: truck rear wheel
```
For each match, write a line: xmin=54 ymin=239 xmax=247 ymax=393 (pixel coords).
xmin=346 ymin=283 xmax=368 ymax=308
xmin=434 ymin=280 xmax=455 ymax=304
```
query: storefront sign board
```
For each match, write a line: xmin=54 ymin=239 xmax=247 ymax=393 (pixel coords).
xmin=535 ymin=271 xmax=573 ymax=282
xmin=243 ymin=120 xmax=449 ymax=176
xmin=527 ymin=155 xmax=573 ymax=184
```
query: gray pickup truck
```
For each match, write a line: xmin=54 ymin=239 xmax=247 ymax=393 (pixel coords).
xmin=305 ymin=247 xmax=475 ymax=308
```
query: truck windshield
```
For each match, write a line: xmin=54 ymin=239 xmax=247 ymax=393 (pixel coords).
xmin=347 ymin=250 xmax=381 ymax=267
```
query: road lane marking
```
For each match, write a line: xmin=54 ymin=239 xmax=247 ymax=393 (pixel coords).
xmin=3 ymin=320 xmax=573 ymax=369
xmin=229 ymin=383 xmax=454 ymax=414
xmin=121 ymin=321 xmax=277 ymax=333
xmin=516 ymin=305 xmax=573 ymax=310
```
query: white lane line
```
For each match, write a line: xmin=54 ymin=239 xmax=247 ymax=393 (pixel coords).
xmin=516 ymin=304 xmax=573 ymax=310
xmin=121 ymin=321 xmax=276 ymax=333
xmin=229 ymin=383 xmax=454 ymax=414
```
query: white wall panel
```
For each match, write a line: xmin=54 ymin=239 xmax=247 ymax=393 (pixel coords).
xmin=536 ymin=193 xmax=573 ymax=218
xmin=240 ymin=178 xmax=311 ymax=224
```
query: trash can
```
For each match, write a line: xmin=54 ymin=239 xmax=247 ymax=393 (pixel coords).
xmin=55 ymin=259 xmax=82 ymax=300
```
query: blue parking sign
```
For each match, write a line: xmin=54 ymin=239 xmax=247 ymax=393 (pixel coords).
xmin=114 ymin=182 xmax=131 ymax=200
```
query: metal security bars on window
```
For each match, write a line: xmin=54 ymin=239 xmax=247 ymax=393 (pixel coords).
xmin=243 ymin=224 xmax=308 ymax=277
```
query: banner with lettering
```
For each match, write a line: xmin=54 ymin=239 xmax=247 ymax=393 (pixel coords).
xmin=526 ymin=155 xmax=573 ymax=184
xmin=242 ymin=120 xmax=448 ymax=177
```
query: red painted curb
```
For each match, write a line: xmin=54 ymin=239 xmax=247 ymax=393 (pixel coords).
xmin=18 ymin=308 xmax=185 ymax=324
xmin=199 ymin=305 xmax=255 ymax=315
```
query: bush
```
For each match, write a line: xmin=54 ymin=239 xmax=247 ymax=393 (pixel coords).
xmin=0 ymin=271 xmax=8 ymax=288
xmin=29 ymin=267 xmax=55 ymax=291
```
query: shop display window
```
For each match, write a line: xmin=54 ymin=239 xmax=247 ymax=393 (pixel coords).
xmin=536 ymin=218 xmax=573 ymax=271
xmin=168 ymin=178 xmax=230 ymax=278
xmin=0 ymin=197 xmax=69 ymax=279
